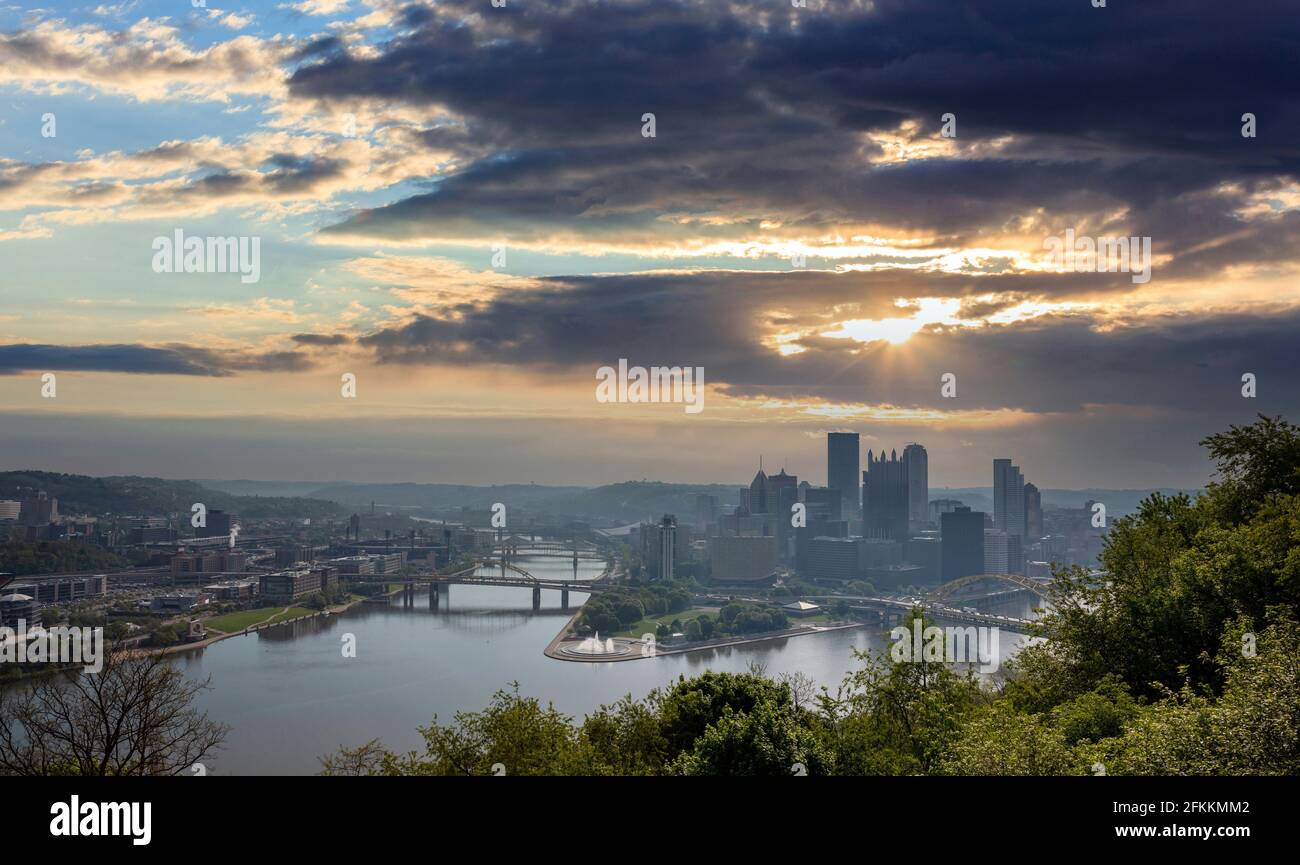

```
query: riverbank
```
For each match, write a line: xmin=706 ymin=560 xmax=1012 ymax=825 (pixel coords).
xmin=149 ymin=594 xmax=371 ymax=657
xmin=544 ymin=605 xmax=865 ymax=663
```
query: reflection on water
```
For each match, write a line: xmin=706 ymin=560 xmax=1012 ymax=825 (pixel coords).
xmin=182 ymin=557 xmax=1040 ymax=775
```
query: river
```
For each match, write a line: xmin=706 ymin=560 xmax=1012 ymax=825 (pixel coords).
xmin=177 ymin=557 xmax=1039 ymax=774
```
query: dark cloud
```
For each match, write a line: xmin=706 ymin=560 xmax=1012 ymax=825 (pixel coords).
xmin=0 ymin=344 xmax=313 ymax=376
xmin=354 ymin=268 xmax=1300 ymax=415
xmin=287 ymin=0 xmax=1300 ymax=268
xmin=292 ymin=332 xmax=352 ymax=346
xmin=260 ymin=154 xmax=349 ymax=195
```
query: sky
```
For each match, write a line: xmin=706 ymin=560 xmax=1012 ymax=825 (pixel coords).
xmin=0 ymin=0 xmax=1296 ymax=488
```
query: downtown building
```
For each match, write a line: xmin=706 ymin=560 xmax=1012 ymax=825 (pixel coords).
xmin=827 ymin=432 xmax=861 ymax=524
xmin=196 ymin=509 xmax=237 ymax=540
xmin=794 ymin=484 xmax=848 ymax=576
xmin=709 ymin=535 xmax=779 ymax=582
xmin=19 ymin=491 xmax=58 ymax=526
xmin=862 ymin=449 xmax=910 ymax=541
xmin=993 ymin=459 xmax=1026 ymax=539
xmin=902 ymin=443 xmax=929 ymax=532
xmin=641 ymin=515 xmax=679 ymax=581
xmin=1024 ymin=482 xmax=1044 ymax=538
xmin=941 ymin=506 xmax=986 ymax=581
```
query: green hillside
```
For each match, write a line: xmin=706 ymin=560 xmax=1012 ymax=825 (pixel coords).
xmin=0 ymin=471 xmax=346 ymax=520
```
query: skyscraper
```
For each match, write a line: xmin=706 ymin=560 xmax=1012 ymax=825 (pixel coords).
xmin=993 ymin=459 xmax=1026 ymax=538
xmin=746 ymin=466 xmax=771 ymax=514
xmin=768 ymin=468 xmax=799 ymax=561
xmin=1024 ymin=482 xmax=1043 ymax=539
xmin=984 ymin=529 xmax=1009 ymax=574
xmin=19 ymin=491 xmax=58 ymax=526
xmin=827 ymin=432 xmax=860 ymax=521
xmin=941 ymin=506 xmax=985 ymax=581
xmin=693 ymin=493 xmax=718 ymax=530
xmin=862 ymin=449 xmax=910 ymax=541
xmin=641 ymin=515 xmax=678 ymax=581
xmin=902 ymin=443 xmax=928 ymax=531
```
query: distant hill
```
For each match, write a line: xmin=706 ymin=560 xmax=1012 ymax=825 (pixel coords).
xmin=199 ymin=478 xmax=1202 ymax=523
xmin=0 ymin=471 xmax=346 ymax=520
xmin=197 ymin=478 xmax=737 ymax=523
xmin=3 ymin=470 xmax=1201 ymax=526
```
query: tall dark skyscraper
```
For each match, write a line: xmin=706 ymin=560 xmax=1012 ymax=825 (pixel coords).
xmin=746 ymin=466 xmax=771 ymax=514
xmin=1024 ymin=482 xmax=1043 ymax=539
xmin=767 ymin=468 xmax=798 ymax=561
xmin=827 ymin=432 xmax=860 ymax=521
xmin=902 ymin=443 xmax=928 ymax=531
xmin=863 ymin=449 xmax=910 ymax=540
xmin=941 ymin=506 xmax=986 ymax=581
xmin=993 ymin=459 xmax=1026 ymax=538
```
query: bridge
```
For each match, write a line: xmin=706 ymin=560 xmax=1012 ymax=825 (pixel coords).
xmin=925 ymin=573 xmax=1050 ymax=603
xmin=487 ymin=537 xmax=606 ymax=560
xmin=364 ymin=556 xmax=614 ymax=611
xmin=805 ymin=593 xmax=1036 ymax=634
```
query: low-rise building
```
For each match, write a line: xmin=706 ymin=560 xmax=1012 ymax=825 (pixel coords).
xmin=150 ymin=593 xmax=209 ymax=613
xmin=275 ymin=545 xmax=316 ymax=568
xmin=782 ymin=600 xmax=821 ymax=617
xmin=368 ymin=552 xmax=406 ymax=575
xmin=9 ymin=575 xmax=105 ymax=605
xmin=0 ymin=592 xmax=39 ymax=629
xmin=260 ymin=570 xmax=323 ymax=605
xmin=202 ymin=579 xmax=259 ymax=601
xmin=333 ymin=556 xmax=374 ymax=576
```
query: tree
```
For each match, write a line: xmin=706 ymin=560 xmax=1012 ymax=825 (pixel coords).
xmin=0 ymin=647 xmax=228 ymax=776
xmin=671 ymin=700 xmax=832 ymax=776
xmin=342 ymin=684 xmax=585 ymax=776
xmin=578 ymin=695 xmax=670 ymax=775
xmin=1201 ymin=413 xmax=1300 ymax=523
xmin=1088 ymin=611 xmax=1300 ymax=775
xmin=820 ymin=638 xmax=986 ymax=776
xmin=938 ymin=701 xmax=1077 ymax=776
xmin=1016 ymin=414 xmax=1300 ymax=702
xmin=616 ymin=599 xmax=644 ymax=625
xmin=656 ymin=672 xmax=792 ymax=757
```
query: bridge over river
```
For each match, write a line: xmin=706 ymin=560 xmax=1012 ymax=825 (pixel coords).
xmin=355 ymin=549 xmax=1043 ymax=630
xmin=353 ymin=539 xmax=615 ymax=610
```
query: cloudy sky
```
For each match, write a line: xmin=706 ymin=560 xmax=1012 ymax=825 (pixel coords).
xmin=0 ymin=0 xmax=1295 ymax=488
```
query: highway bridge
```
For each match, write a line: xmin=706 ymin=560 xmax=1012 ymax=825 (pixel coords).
xmin=924 ymin=572 xmax=1050 ymax=603
xmin=487 ymin=537 xmax=607 ymax=560
xmin=361 ymin=556 xmax=613 ymax=611
xmin=802 ymin=573 xmax=1048 ymax=634
xmin=805 ymin=593 xmax=1037 ymax=634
